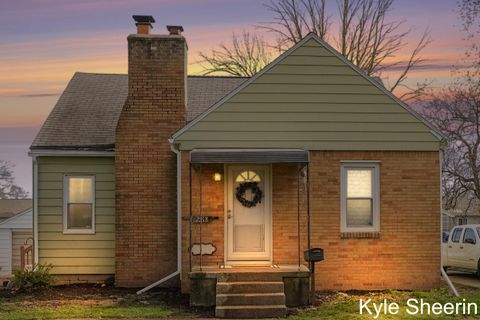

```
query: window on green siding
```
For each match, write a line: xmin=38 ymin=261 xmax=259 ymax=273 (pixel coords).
xmin=341 ymin=162 xmax=380 ymax=232
xmin=64 ymin=176 xmax=95 ymax=234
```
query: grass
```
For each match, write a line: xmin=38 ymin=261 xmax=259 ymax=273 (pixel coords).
xmin=0 ymin=303 xmax=176 ymax=320
xmin=0 ymin=285 xmax=194 ymax=320
xmin=291 ymin=285 xmax=480 ymax=320
xmin=1 ymin=284 xmax=480 ymax=319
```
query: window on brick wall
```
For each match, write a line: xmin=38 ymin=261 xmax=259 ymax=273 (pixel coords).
xmin=63 ymin=175 xmax=95 ymax=234
xmin=340 ymin=162 xmax=380 ymax=232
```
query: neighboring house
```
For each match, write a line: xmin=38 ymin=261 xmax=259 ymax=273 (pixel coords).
xmin=443 ymin=198 xmax=480 ymax=232
xmin=30 ymin=16 xmax=443 ymax=317
xmin=442 ymin=210 xmax=456 ymax=233
xmin=0 ymin=200 xmax=33 ymax=277
xmin=0 ymin=199 xmax=31 ymax=222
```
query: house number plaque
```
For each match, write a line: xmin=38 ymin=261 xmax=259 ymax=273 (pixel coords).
xmin=183 ymin=216 xmax=219 ymax=224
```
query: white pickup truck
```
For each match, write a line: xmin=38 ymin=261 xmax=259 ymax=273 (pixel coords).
xmin=443 ymin=224 xmax=480 ymax=276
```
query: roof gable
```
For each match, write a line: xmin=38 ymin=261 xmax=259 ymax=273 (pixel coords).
xmin=173 ymin=33 xmax=443 ymax=151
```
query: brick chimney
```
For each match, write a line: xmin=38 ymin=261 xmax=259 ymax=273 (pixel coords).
xmin=115 ymin=16 xmax=187 ymax=287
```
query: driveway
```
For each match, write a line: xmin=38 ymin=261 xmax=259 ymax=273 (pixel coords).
xmin=447 ymin=270 xmax=480 ymax=289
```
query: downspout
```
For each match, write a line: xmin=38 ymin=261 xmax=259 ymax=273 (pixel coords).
xmin=32 ymin=155 xmax=39 ymax=265
xmin=137 ymin=140 xmax=182 ymax=295
xmin=439 ymin=149 xmax=459 ymax=297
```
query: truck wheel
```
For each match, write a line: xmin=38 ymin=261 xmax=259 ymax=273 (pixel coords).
xmin=477 ymin=260 xmax=480 ymax=278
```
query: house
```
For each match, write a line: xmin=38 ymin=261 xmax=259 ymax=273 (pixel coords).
xmin=0 ymin=200 xmax=33 ymax=277
xmin=30 ymin=16 xmax=443 ymax=318
xmin=443 ymin=198 xmax=480 ymax=233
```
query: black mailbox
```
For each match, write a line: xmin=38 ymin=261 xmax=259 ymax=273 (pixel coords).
xmin=304 ymin=248 xmax=324 ymax=262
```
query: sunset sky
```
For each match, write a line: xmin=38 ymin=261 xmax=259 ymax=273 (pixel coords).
xmin=0 ymin=0 xmax=468 ymax=194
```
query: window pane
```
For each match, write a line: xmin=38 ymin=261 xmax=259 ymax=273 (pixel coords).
xmin=347 ymin=199 xmax=372 ymax=227
xmin=236 ymin=171 xmax=261 ymax=182
xmin=68 ymin=204 xmax=93 ymax=229
xmin=347 ymin=169 xmax=372 ymax=198
xmin=69 ymin=177 xmax=93 ymax=202
xmin=452 ymin=228 xmax=463 ymax=242
xmin=464 ymin=228 xmax=476 ymax=244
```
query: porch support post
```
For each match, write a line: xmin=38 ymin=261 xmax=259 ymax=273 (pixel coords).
xmin=189 ymin=163 xmax=193 ymax=272
xmin=306 ymin=163 xmax=314 ymax=304
xmin=297 ymin=164 xmax=301 ymax=271
xmin=199 ymin=164 xmax=203 ymax=271
xmin=307 ymin=163 xmax=311 ymax=251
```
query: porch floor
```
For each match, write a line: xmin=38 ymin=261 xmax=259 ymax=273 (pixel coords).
xmin=190 ymin=264 xmax=309 ymax=275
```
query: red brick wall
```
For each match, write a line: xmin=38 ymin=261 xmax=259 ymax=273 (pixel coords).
xmin=309 ymin=151 xmax=441 ymax=291
xmin=180 ymin=156 xmax=225 ymax=292
xmin=180 ymin=151 xmax=441 ymax=292
xmin=115 ymin=33 xmax=186 ymax=287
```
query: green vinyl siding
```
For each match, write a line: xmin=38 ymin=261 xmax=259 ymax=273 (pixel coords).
xmin=175 ymin=37 xmax=441 ymax=151
xmin=37 ymin=156 xmax=115 ymax=275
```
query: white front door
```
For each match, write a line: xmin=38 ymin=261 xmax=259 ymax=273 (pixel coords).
xmin=226 ymin=165 xmax=271 ymax=262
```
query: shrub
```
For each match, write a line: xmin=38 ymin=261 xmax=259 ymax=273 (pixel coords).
xmin=12 ymin=264 xmax=54 ymax=292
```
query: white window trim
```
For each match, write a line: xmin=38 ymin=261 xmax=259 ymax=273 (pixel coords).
xmin=340 ymin=162 xmax=380 ymax=233
xmin=63 ymin=175 xmax=96 ymax=234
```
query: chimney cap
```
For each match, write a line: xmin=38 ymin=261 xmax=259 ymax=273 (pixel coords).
xmin=167 ymin=25 xmax=184 ymax=35
xmin=132 ymin=15 xmax=155 ymax=25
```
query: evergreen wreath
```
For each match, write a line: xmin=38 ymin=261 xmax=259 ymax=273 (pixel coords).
xmin=235 ymin=182 xmax=263 ymax=208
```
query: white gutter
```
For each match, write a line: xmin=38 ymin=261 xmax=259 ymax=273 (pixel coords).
xmin=439 ymin=150 xmax=459 ymax=297
xmin=32 ymin=155 xmax=39 ymax=265
xmin=29 ymin=149 xmax=114 ymax=157
xmin=137 ymin=141 xmax=182 ymax=294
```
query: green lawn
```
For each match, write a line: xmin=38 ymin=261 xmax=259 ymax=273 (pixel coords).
xmin=0 ymin=285 xmax=194 ymax=320
xmin=1 ymin=285 xmax=479 ymax=319
xmin=0 ymin=303 xmax=177 ymax=320
xmin=292 ymin=286 xmax=480 ymax=320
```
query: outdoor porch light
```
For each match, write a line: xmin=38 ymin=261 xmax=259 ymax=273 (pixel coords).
xmin=213 ymin=173 xmax=222 ymax=182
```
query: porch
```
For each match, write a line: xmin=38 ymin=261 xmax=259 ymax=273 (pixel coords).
xmin=181 ymin=149 xmax=314 ymax=317
xmin=189 ymin=265 xmax=310 ymax=318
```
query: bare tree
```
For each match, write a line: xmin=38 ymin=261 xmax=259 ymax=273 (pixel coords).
xmin=423 ymin=73 xmax=480 ymax=211
xmin=199 ymin=31 xmax=273 ymax=77
xmin=0 ymin=160 xmax=28 ymax=199
xmin=459 ymin=0 xmax=480 ymax=35
xmin=263 ymin=0 xmax=330 ymax=49
xmin=261 ymin=0 xmax=431 ymax=101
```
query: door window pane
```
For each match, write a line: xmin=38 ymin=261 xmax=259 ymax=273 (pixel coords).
xmin=451 ymin=228 xmax=463 ymax=243
xmin=463 ymin=228 xmax=476 ymax=244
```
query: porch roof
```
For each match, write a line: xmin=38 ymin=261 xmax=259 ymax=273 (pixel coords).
xmin=189 ymin=149 xmax=309 ymax=164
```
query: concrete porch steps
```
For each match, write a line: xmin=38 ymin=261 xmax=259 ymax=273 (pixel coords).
xmin=215 ymin=305 xmax=287 ymax=318
xmin=217 ymin=281 xmax=284 ymax=294
xmin=215 ymin=279 xmax=287 ymax=318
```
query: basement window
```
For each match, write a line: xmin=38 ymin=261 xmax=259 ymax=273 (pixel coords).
xmin=63 ymin=175 xmax=95 ymax=234
xmin=340 ymin=162 xmax=380 ymax=232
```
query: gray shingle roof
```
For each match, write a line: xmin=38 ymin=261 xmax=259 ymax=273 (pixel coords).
xmin=31 ymin=72 xmax=247 ymax=150
xmin=0 ymin=199 xmax=32 ymax=221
